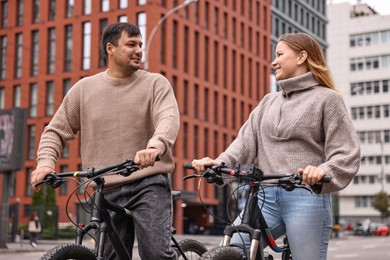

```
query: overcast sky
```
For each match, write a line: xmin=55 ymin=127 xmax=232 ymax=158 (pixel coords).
xmin=328 ymin=0 xmax=390 ymax=15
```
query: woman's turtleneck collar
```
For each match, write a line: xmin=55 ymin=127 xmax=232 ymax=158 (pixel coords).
xmin=277 ymin=72 xmax=319 ymax=97
xmin=102 ymin=69 xmax=141 ymax=86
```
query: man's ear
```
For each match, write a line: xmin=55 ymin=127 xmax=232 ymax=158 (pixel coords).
xmin=297 ymin=50 xmax=308 ymax=65
xmin=106 ymin=43 xmax=113 ymax=55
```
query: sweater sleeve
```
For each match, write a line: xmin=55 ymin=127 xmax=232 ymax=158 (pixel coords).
xmin=314 ymin=94 xmax=361 ymax=194
xmin=36 ymin=86 xmax=81 ymax=169
xmin=217 ymin=101 xmax=264 ymax=168
xmin=147 ymin=75 xmax=180 ymax=155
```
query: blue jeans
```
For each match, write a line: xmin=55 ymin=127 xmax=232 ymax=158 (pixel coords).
xmin=231 ymin=186 xmax=333 ymax=260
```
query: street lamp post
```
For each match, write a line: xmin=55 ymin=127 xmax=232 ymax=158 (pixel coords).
xmin=143 ymin=0 xmax=198 ymax=71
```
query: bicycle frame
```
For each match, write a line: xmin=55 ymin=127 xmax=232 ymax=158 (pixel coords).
xmin=75 ymin=177 xmax=132 ymax=260
xmin=221 ymin=182 xmax=289 ymax=260
xmin=75 ymin=177 xmax=192 ymax=260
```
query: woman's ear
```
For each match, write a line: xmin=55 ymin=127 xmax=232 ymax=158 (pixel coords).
xmin=297 ymin=50 xmax=308 ymax=65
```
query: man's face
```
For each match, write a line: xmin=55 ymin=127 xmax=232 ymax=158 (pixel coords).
xmin=109 ymin=32 xmax=143 ymax=72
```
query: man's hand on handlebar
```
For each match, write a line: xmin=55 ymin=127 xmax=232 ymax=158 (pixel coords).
xmin=31 ymin=166 xmax=54 ymax=192
xmin=134 ymin=148 xmax=160 ymax=169
xmin=191 ymin=157 xmax=219 ymax=172
xmin=298 ymin=165 xmax=325 ymax=186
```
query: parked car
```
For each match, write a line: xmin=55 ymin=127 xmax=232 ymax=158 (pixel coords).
xmin=374 ymin=223 xmax=389 ymax=236
xmin=354 ymin=221 xmax=390 ymax=236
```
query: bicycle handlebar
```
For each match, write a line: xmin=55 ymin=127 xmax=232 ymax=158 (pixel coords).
xmin=184 ymin=162 xmax=331 ymax=191
xmin=36 ymin=156 xmax=161 ymax=188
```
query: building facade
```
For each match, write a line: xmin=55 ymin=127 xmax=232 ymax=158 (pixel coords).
xmin=0 ymin=0 xmax=272 ymax=235
xmin=327 ymin=2 xmax=390 ymax=224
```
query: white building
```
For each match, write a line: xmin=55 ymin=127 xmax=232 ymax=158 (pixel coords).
xmin=327 ymin=2 xmax=390 ymax=224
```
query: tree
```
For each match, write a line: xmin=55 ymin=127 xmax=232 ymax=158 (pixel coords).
xmin=31 ymin=185 xmax=58 ymax=239
xmin=372 ymin=191 xmax=390 ymax=221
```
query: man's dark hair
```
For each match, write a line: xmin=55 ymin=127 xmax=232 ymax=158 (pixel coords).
xmin=101 ymin=22 xmax=142 ymax=56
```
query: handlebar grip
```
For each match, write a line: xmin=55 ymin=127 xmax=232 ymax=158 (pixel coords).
xmin=184 ymin=162 xmax=195 ymax=169
xmin=155 ymin=155 xmax=161 ymax=161
xmin=321 ymin=175 xmax=332 ymax=183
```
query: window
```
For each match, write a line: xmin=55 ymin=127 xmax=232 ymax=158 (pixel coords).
xmin=101 ymin=0 xmax=109 ymax=12
xmin=183 ymin=80 xmax=188 ymax=115
xmin=137 ymin=12 xmax=146 ymax=62
xmin=47 ymin=28 xmax=56 ymax=74
xmin=1 ymin=0 xmax=8 ymax=28
xmin=13 ymin=85 xmax=21 ymax=107
xmin=384 ymin=105 xmax=389 ymax=118
xmin=62 ymin=144 xmax=69 ymax=158
xmin=138 ymin=0 xmax=146 ymax=5
xmin=83 ymin=0 xmax=91 ymax=15
xmin=66 ymin=0 xmax=74 ymax=17
xmin=0 ymin=35 xmax=7 ymax=80
xmin=26 ymin=168 xmax=33 ymax=196
xmin=383 ymin=80 xmax=389 ymax=93
xmin=99 ymin=19 xmax=108 ymax=67
xmin=46 ymin=81 xmax=54 ymax=116
xmin=0 ymin=87 xmax=4 ymax=109
xmin=355 ymin=196 xmax=371 ymax=208
xmin=15 ymin=33 xmax=23 ymax=78
xmin=29 ymin=83 xmax=38 ymax=117
xmin=118 ymin=15 xmax=127 ymax=22
xmin=28 ymin=125 xmax=36 ymax=160
xmin=49 ymin=0 xmax=56 ymax=20
xmin=63 ymin=78 xmax=71 ymax=96
xmin=59 ymin=165 xmax=68 ymax=195
xmin=17 ymin=0 xmax=24 ymax=26
xmin=119 ymin=0 xmax=128 ymax=9
xmin=33 ymin=0 xmax=40 ymax=23
xmin=64 ymin=25 xmax=73 ymax=71
xmin=82 ymin=22 xmax=91 ymax=70
xmin=31 ymin=30 xmax=39 ymax=76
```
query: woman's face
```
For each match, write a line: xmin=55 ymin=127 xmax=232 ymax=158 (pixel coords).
xmin=272 ymin=41 xmax=305 ymax=81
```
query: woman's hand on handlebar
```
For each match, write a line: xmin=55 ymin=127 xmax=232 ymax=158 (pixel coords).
xmin=191 ymin=157 xmax=219 ymax=172
xmin=134 ymin=148 xmax=160 ymax=169
xmin=298 ymin=165 xmax=325 ymax=186
xmin=31 ymin=166 xmax=54 ymax=192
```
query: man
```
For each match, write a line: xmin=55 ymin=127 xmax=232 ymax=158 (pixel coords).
xmin=31 ymin=22 xmax=180 ymax=259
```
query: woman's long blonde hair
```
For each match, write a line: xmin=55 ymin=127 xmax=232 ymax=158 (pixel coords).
xmin=278 ymin=33 xmax=339 ymax=91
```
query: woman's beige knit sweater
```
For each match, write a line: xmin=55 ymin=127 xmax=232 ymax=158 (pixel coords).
xmin=217 ymin=72 xmax=361 ymax=194
xmin=36 ymin=69 xmax=180 ymax=188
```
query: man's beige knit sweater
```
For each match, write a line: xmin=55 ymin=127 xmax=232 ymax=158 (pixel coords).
xmin=37 ymin=69 xmax=180 ymax=188
xmin=217 ymin=72 xmax=361 ymax=194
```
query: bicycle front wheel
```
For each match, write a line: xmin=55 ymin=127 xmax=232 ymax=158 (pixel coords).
xmin=40 ymin=244 xmax=96 ymax=260
xmin=175 ymin=239 xmax=207 ymax=259
xmin=200 ymin=246 xmax=242 ymax=260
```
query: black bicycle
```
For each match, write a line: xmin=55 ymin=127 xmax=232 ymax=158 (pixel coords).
xmin=36 ymin=158 xmax=207 ymax=260
xmin=184 ymin=162 xmax=331 ymax=260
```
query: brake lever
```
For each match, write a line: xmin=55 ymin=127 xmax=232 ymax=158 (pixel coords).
xmin=35 ymin=173 xmax=66 ymax=189
xmin=183 ymin=174 xmax=202 ymax=181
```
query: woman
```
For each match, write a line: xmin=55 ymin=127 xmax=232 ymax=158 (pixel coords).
xmin=28 ymin=212 xmax=41 ymax=248
xmin=191 ymin=33 xmax=360 ymax=259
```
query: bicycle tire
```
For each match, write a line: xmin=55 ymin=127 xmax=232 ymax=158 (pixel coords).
xmin=40 ymin=244 xmax=96 ymax=260
xmin=175 ymin=239 xmax=208 ymax=259
xmin=200 ymin=246 xmax=242 ymax=260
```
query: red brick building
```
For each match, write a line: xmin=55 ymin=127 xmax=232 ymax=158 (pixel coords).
xmin=0 ymin=0 xmax=271 ymax=235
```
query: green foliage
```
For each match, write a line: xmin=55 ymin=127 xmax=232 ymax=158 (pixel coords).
xmin=31 ymin=185 xmax=58 ymax=239
xmin=32 ymin=185 xmax=56 ymax=206
xmin=372 ymin=191 xmax=390 ymax=220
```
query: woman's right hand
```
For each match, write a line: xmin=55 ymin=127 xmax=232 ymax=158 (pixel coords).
xmin=191 ymin=157 xmax=219 ymax=172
